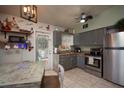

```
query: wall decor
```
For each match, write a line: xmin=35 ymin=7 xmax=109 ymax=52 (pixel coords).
xmin=83 ymin=23 xmax=88 ymax=29
xmin=20 ymin=5 xmax=37 ymax=23
xmin=46 ymin=25 xmax=50 ymax=31
xmin=0 ymin=17 xmax=19 ymax=31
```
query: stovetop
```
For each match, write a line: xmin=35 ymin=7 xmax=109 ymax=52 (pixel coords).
xmin=84 ymin=53 xmax=102 ymax=57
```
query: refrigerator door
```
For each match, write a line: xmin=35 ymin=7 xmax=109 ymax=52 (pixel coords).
xmin=105 ymin=32 xmax=124 ymax=48
xmin=103 ymin=49 xmax=124 ymax=86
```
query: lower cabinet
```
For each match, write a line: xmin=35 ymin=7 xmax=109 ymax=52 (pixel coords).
xmin=77 ymin=55 xmax=85 ymax=69
xmin=59 ymin=55 xmax=77 ymax=70
xmin=59 ymin=54 xmax=84 ymax=71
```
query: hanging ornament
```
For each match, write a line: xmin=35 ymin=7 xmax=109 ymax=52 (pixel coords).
xmin=46 ymin=25 xmax=50 ymax=31
xmin=5 ymin=44 xmax=10 ymax=50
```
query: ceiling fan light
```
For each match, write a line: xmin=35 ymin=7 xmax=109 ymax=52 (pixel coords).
xmin=80 ymin=19 xmax=85 ymax=23
xmin=82 ymin=15 xmax=86 ymax=19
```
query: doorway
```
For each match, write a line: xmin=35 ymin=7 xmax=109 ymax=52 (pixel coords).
xmin=36 ymin=31 xmax=53 ymax=70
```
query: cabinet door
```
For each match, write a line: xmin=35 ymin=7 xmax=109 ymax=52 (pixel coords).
xmin=90 ymin=30 xmax=98 ymax=45
xmin=64 ymin=55 xmax=72 ymax=70
xmin=71 ymin=55 xmax=77 ymax=68
xmin=64 ymin=56 xmax=70 ymax=70
xmin=86 ymin=31 xmax=96 ymax=45
xmin=79 ymin=32 xmax=87 ymax=45
xmin=53 ymin=31 xmax=62 ymax=47
xmin=74 ymin=34 xmax=80 ymax=45
xmin=77 ymin=55 xmax=85 ymax=69
xmin=79 ymin=31 xmax=95 ymax=45
xmin=96 ymin=28 xmax=105 ymax=45
xmin=59 ymin=55 xmax=71 ymax=71
xmin=59 ymin=55 xmax=66 ymax=70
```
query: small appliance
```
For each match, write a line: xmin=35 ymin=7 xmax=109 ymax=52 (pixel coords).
xmin=71 ymin=45 xmax=81 ymax=53
xmin=90 ymin=48 xmax=103 ymax=56
xmin=84 ymin=48 xmax=103 ymax=77
xmin=74 ymin=47 xmax=81 ymax=53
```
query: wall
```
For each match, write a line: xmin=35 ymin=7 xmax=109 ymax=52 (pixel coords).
xmin=0 ymin=13 xmax=64 ymax=69
xmin=74 ymin=6 xmax=124 ymax=33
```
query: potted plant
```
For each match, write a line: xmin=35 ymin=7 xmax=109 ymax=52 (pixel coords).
xmin=114 ymin=18 xmax=124 ymax=31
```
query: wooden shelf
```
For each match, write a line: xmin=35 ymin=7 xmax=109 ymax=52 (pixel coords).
xmin=0 ymin=29 xmax=33 ymax=39
xmin=0 ymin=30 xmax=32 ymax=35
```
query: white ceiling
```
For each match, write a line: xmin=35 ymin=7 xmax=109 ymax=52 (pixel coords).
xmin=0 ymin=5 xmax=112 ymax=28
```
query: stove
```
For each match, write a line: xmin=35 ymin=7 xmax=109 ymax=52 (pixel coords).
xmin=84 ymin=48 xmax=103 ymax=77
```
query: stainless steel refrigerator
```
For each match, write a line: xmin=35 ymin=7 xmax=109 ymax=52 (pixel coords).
xmin=103 ymin=31 xmax=124 ymax=86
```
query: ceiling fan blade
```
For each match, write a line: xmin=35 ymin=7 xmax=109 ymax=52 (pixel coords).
xmin=74 ymin=17 xmax=80 ymax=19
xmin=75 ymin=21 xmax=79 ymax=23
xmin=71 ymin=19 xmax=79 ymax=23
xmin=86 ymin=15 xmax=93 ymax=19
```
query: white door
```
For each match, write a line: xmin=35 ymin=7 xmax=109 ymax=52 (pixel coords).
xmin=36 ymin=32 xmax=53 ymax=70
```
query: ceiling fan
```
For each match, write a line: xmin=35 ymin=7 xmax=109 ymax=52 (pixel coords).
xmin=75 ymin=12 xmax=93 ymax=23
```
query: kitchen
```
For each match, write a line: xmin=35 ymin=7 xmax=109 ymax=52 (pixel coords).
xmin=0 ymin=5 xmax=124 ymax=88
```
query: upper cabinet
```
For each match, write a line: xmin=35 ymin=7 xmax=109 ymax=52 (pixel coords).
xmin=95 ymin=28 xmax=106 ymax=45
xmin=53 ymin=31 xmax=74 ymax=47
xmin=53 ymin=31 xmax=62 ymax=47
xmin=74 ymin=28 xmax=106 ymax=46
xmin=74 ymin=33 xmax=80 ymax=45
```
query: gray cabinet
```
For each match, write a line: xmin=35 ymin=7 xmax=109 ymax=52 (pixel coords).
xmin=76 ymin=28 xmax=105 ymax=46
xmin=59 ymin=54 xmax=77 ymax=71
xmin=96 ymin=28 xmax=105 ymax=45
xmin=74 ymin=33 xmax=80 ymax=45
xmin=70 ymin=55 xmax=77 ymax=68
xmin=59 ymin=55 xmax=69 ymax=70
xmin=53 ymin=31 xmax=62 ymax=47
xmin=79 ymin=32 xmax=87 ymax=45
xmin=77 ymin=54 xmax=85 ymax=69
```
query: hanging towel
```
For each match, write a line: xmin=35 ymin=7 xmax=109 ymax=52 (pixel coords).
xmin=88 ymin=57 xmax=94 ymax=65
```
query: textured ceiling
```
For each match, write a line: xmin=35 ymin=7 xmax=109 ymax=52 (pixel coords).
xmin=0 ymin=5 xmax=112 ymax=28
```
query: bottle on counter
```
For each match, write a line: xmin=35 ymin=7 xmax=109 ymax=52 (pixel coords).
xmin=54 ymin=47 xmax=58 ymax=54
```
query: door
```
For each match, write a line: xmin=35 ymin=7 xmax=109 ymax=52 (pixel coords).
xmin=36 ymin=32 xmax=53 ymax=70
xmin=103 ymin=49 xmax=124 ymax=86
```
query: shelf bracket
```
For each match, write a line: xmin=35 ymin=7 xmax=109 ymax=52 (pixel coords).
xmin=4 ymin=31 xmax=7 ymax=39
xmin=26 ymin=34 xmax=28 ymax=41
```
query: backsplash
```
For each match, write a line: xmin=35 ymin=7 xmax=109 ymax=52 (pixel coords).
xmin=62 ymin=34 xmax=73 ymax=50
xmin=80 ymin=46 xmax=103 ymax=52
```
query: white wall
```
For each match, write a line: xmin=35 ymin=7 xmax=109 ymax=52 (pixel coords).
xmin=0 ymin=13 xmax=65 ymax=68
xmin=74 ymin=6 xmax=124 ymax=33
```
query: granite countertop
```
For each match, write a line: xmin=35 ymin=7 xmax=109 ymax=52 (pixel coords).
xmin=0 ymin=61 xmax=45 ymax=86
xmin=54 ymin=51 xmax=90 ymax=56
xmin=54 ymin=53 xmax=80 ymax=55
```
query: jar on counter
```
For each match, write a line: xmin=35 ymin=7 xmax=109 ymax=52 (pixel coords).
xmin=54 ymin=47 xmax=58 ymax=54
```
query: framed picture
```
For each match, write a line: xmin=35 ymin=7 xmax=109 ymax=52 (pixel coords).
xmin=20 ymin=5 xmax=37 ymax=23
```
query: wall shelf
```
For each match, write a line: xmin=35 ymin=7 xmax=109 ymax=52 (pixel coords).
xmin=0 ymin=29 xmax=33 ymax=39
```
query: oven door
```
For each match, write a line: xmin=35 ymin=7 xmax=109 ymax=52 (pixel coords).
xmin=85 ymin=56 xmax=102 ymax=72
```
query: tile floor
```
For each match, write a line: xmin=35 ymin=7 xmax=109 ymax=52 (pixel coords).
xmin=63 ymin=68 xmax=122 ymax=88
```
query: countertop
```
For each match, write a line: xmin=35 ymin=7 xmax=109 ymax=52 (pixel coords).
xmin=0 ymin=61 xmax=45 ymax=86
xmin=53 ymin=51 xmax=90 ymax=56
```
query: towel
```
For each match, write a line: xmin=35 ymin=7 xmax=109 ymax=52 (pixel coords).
xmin=88 ymin=57 xmax=94 ymax=65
